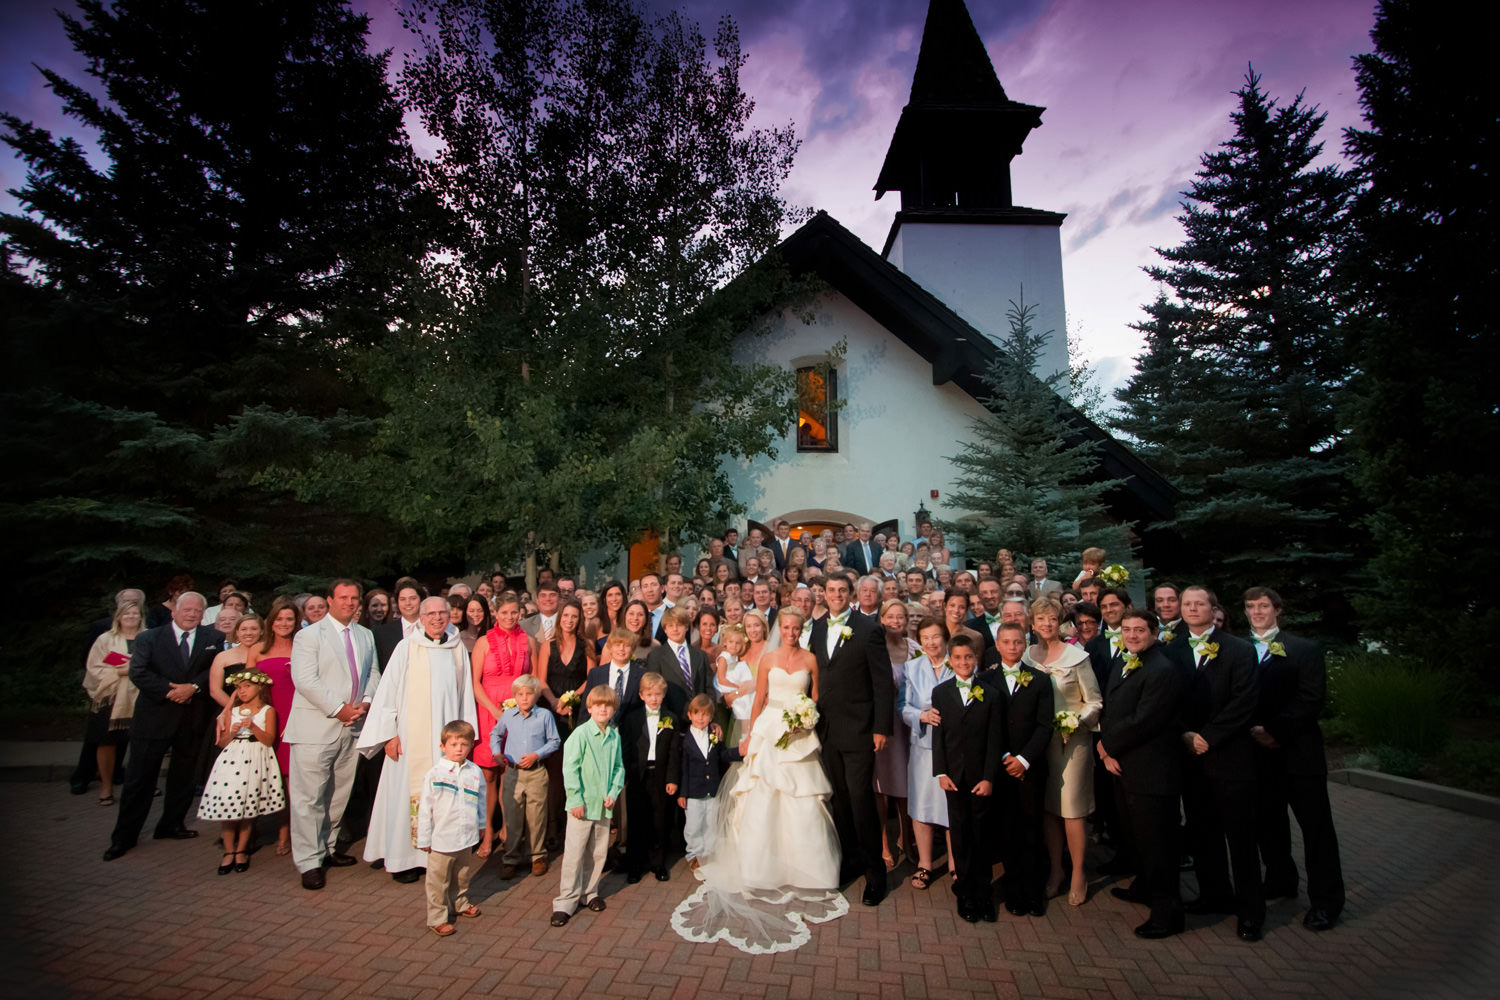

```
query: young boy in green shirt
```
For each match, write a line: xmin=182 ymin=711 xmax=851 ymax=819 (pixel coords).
xmin=550 ymin=683 xmax=625 ymax=927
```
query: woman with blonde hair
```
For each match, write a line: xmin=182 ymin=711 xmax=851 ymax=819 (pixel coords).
xmin=82 ymin=601 xmax=146 ymax=806
xmin=1024 ymin=598 xmax=1103 ymax=906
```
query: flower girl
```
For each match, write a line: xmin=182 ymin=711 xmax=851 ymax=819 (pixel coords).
xmin=198 ymin=668 xmax=286 ymax=874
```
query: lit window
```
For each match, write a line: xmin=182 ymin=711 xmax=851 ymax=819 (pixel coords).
xmin=796 ymin=365 xmax=837 ymax=453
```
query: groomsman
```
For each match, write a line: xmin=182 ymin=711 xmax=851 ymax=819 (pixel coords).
xmin=980 ymin=623 xmax=1053 ymax=917
xmin=1153 ymin=583 xmax=1184 ymax=642
xmin=1086 ymin=587 xmax=1131 ymax=861
xmin=1171 ymin=585 xmax=1264 ymax=941
xmin=1099 ymin=609 xmax=1190 ymax=939
xmin=1244 ymin=587 xmax=1345 ymax=932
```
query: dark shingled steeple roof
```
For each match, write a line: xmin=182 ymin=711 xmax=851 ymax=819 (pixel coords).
xmin=907 ymin=0 xmax=1009 ymax=107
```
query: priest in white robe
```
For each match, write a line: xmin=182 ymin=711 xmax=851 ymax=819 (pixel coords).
xmin=357 ymin=597 xmax=477 ymax=879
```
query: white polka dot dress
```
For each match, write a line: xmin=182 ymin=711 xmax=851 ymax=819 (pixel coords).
xmin=198 ymin=705 xmax=287 ymax=821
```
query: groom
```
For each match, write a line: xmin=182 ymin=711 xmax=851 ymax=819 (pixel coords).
xmin=809 ymin=572 xmax=894 ymax=905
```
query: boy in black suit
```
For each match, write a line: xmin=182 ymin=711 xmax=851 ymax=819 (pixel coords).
xmin=981 ymin=622 xmax=1054 ymax=917
xmin=584 ymin=629 xmax=645 ymax=724
xmin=677 ymin=693 xmax=743 ymax=871
xmin=932 ymin=633 xmax=1004 ymax=923
xmin=619 ymin=673 xmax=682 ymax=883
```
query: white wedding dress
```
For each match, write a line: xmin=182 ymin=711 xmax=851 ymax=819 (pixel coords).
xmin=670 ymin=665 xmax=848 ymax=953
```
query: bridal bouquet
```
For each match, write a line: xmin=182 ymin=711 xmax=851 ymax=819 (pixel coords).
xmin=777 ymin=695 xmax=820 ymax=749
xmin=1097 ymin=563 xmax=1130 ymax=587
xmin=556 ymin=689 xmax=581 ymax=713
xmin=1054 ymin=710 xmax=1081 ymax=740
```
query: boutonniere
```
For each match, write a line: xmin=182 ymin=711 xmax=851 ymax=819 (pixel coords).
xmin=1268 ymin=641 xmax=1286 ymax=658
xmin=708 ymin=730 xmax=720 ymax=746
xmin=1122 ymin=652 xmax=1142 ymax=674
xmin=1201 ymin=642 xmax=1219 ymax=661
xmin=969 ymin=684 xmax=984 ymax=702
xmin=502 ymin=698 xmax=517 ymax=709
xmin=657 ymin=716 xmax=674 ymax=731
xmin=837 ymin=624 xmax=853 ymax=640
xmin=1160 ymin=629 xmax=1175 ymax=643
xmin=1015 ymin=671 xmax=1032 ymax=687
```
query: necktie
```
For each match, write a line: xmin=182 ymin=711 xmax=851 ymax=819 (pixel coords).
xmin=676 ymin=644 xmax=692 ymax=687
xmin=343 ymin=625 xmax=360 ymax=703
xmin=179 ymin=628 xmax=191 ymax=662
xmin=613 ymin=667 xmax=626 ymax=705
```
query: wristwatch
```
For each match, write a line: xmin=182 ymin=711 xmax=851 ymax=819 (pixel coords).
xmin=191 ymin=683 xmax=201 ymax=694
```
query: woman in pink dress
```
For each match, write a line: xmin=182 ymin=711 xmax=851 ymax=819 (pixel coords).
xmin=470 ymin=594 xmax=531 ymax=857
xmin=248 ymin=595 xmax=298 ymax=856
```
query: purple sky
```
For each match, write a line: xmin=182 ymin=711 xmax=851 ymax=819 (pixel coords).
xmin=2 ymin=0 xmax=1377 ymax=393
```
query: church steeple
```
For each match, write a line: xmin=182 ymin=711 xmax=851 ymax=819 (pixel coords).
xmin=874 ymin=0 xmax=1045 ymax=211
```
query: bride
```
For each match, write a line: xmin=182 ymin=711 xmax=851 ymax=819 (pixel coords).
xmin=670 ymin=607 xmax=848 ymax=953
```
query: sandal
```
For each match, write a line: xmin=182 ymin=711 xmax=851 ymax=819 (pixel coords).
xmin=457 ymin=905 xmax=481 ymax=918
xmin=910 ymin=867 xmax=933 ymax=890
xmin=431 ymin=923 xmax=455 ymax=937
xmin=98 ymin=795 xmax=115 ymax=806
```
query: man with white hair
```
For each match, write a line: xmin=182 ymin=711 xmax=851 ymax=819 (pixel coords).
xmin=358 ymin=596 xmax=477 ymax=882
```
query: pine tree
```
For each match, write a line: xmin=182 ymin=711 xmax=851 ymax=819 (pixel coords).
xmin=945 ymin=292 xmax=1129 ymax=567
xmin=1342 ymin=0 xmax=1499 ymax=669
xmin=1112 ymin=70 xmax=1359 ymax=633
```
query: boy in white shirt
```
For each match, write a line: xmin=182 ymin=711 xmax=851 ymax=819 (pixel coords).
xmin=417 ymin=720 xmax=487 ymax=936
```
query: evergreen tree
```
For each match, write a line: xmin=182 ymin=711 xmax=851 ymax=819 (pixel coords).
xmin=1342 ymin=0 xmax=1499 ymax=669
xmin=276 ymin=0 xmax=812 ymax=573
xmin=945 ymin=292 xmax=1129 ymax=567
xmin=0 ymin=0 xmax=426 ymax=700
xmin=1112 ymin=70 xmax=1359 ymax=633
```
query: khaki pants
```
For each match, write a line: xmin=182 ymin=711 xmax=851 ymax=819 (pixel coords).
xmin=501 ymin=763 xmax=550 ymax=864
xmin=552 ymin=813 xmax=609 ymax=914
xmin=425 ymin=847 xmax=475 ymax=927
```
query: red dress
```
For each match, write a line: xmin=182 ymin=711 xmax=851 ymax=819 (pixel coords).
xmin=257 ymin=655 xmax=295 ymax=778
xmin=473 ymin=624 xmax=529 ymax=768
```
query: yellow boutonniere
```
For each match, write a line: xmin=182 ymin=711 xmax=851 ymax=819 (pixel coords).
xmin=1015 ymin=672 xmax=1032 ymax=687
xmin=970 ymin=684 xmax=984 ymax=702
xmin=1161 ymin=629 xmax=1176 ymax=643
xmin=1201 ymin=642 xmax=1219 ymax=661
xmin=657 ymin=716 xmax=674 ymax=731
xmin=1122 ymin=652 xmax=1142 ymax=674
xmin=502 ymin=698 xmax=517 ymax=709
xmin=1268 ymin=641 xmax=1286 ymax=657
xmin=708 ymin=730 xmax=720 ymax=746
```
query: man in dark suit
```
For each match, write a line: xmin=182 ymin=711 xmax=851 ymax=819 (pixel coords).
xmin=809 ymin=572 xmax=894 ymax=906
xmin=1099 ymin=609 xmax=1190 ymax=939
xmin=768 ymin=519 xmax=803 ymax=572
xmin=372 ymin=577 xmax=425 ymax=669
xmin=980 ymin=622 xmax=1054 ymax=917
xmin=103 ymin=592 xmax=222 ymax=860
xmin=841 ymin=522 xmax=878 ymax=576
xmin=1085 ymin=586 xmax=1132 ymax=866
xmin=644 ymin=607 xmax=712 ymax=715
xmin=1170 ymin=585 xmax=1265 ymax=942
xmin=932 ymin=634 xmax=1004 ymax=923
xmin=1244 ymin=586 xmax=1345 ymax=932
xmin=619 ymin=674 xmax=684 ymax=882
xmin=966 ymin=578 xmax=1004 ymax=656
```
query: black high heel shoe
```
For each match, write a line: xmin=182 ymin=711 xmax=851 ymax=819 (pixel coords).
xmin=218 ymin=853 xmax=235 ymax=876
xmin=234 ymin=851 xmax=250 ymax=873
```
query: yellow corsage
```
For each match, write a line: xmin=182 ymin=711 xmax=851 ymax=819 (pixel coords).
xmin=1201 ymin=642 xmax=1219 ymax=661
xmin=1268 ymin=641 xmax=1286 ymax=658
xmin=657 ymin=716 xmax=674 ymax=731
xmin=1015 ymin=672 xmax=1032 ymax=687
xmin=969 ymin=684 xmax=984 ymax=702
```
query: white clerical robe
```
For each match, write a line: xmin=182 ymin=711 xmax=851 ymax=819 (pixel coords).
xmin=356 ymin=627 xmax=477 ymax=873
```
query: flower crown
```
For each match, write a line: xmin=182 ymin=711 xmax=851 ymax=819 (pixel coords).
xmin=225 ymin=668 xmax=273 ymax=687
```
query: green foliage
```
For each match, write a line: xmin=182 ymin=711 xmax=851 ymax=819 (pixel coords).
xmin=1112 ymin=70 xmax=1361 ymax=636
xmin=944 ymin=291 xmax=1131 ymax=567
xmin=1436 ymin=741 xmax=1500 ymax=796
xmin=1373 ymin=744 xmax=1422 ymax=778
xmin=1329 ymin=651 xmax=1447 ymax=754
xmin=1341 ymin=0 xmax=1500 ymax=675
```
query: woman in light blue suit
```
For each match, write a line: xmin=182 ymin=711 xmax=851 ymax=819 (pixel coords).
xmin=900 ymin=618 xmax=954 ymax=891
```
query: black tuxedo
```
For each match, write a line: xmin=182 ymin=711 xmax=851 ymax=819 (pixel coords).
xmin=110 ymin=623 xmax=222 ymax=848
xmin=620 ymin=703 xmax=684 ymax=875
xmin=644 ymin=642 xmax=712 ymax=716
xmin=585 ymin=660 xmax=645 ymax=722
xmin=1100 ymin=642 xmax=1190 ymax=928
xmin=964 ymin=614 xmax=998 ymax=654
xmin=1170 ymin=627 xmax=1263 ymax=926
xmin=679 ymin=729 xmax=742 ymax=800
xmin=1252 ymin=631 xmax=1344 ymax=914
xmin=931 ymin=675 xmax=1004 ymax=909
xmin=980 ymin=662 xmax=1053 ymax=910
xmin=1085 ymin=630 xmax=1127 ymax=850
xmin=810 ymin=611 xmax=894 ymax=891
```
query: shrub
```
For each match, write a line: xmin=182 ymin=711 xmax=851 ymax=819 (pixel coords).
xmin=1374 ymin=744 xmax=1422 ymax=778
xmin=1328 ymin=651 xmax=1448 ymax=754
xmin=1438 ymin=740 xmax=1500 ymax=796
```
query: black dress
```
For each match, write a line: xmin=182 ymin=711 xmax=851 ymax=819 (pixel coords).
xmin=547 ymin=638 xmax=590 ymax=733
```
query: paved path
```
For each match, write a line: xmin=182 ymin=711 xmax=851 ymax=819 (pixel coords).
xmin=5 ymin=780 xmax=1497 ymax=1000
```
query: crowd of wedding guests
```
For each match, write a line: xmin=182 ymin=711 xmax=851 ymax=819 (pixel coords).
xmin=74 ymin=519 xmax=1343 ymax=942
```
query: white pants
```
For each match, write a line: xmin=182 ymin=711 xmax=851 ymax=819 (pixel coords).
xmin=552 ymin=813 xmax=609 ymax=914
xmin=683 ymin=797 xmax=720 ymax=859
xmin=288 ymin=731 xmax=359 ymax=873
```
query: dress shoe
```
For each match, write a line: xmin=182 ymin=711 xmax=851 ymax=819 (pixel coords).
xmin=654 ymin=868 xmax=670 ymax=882
xmin=391 ymin=868 xmax=424 ymax=884
xmin=1184 ymin=896 xmax=1236 ymax=916
xmin=1027 ymin=902 xmax=1047 ymax=918
xmin=957 ymin=901 xmax=980 ymax=923
xmin=153 ymin=828 xmax=199 ymax=840
xmin=626 ymin=870 xmax=644 ymax=885
xmin=979 ymin=901 xmax=998 ymax=923
xmin=550 ymin=911 xmax=571 ymax=927
xmin=1133 ymin=919 xmax=1183 ymax=940
xmin=371 ymin=858 xmax=385 ymax=871
xmin=324 ymin=852 xmax=358 ymax=868
xmin=102 ymin=844 xmax=130 ymax=862
xmin=1237 ymin=920 xmax=1263 ymax=942
xmin=499 ymin=864 xmax=519 ymax=880
xmin=1005 ymin=901 xmax=1029 ymax=917
xmin=1303 ymin=908 xmax=1338 ymax=932
xmin=1111 ymin=886 xmax=1148 ymax=905
xmin=531 ymin=859 xmax=549 ymax=877
xmin=301 ymin=868 xmax=326 ymax=890
xmin=862 ymin=883 xmax=885 ymax=907
xmin=234 ymin=851 xmax=250 ymax=873
xmin=70 ymin=783 xmax=89 ymax=795
xmin=219 ymin=853 xmax=236 ymax=876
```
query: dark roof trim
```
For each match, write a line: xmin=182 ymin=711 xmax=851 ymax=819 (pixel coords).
xmin=880 ymin=206 xmax=1067 ymax=258
xmin=776 ymin=212 xmax=1178 ymax=523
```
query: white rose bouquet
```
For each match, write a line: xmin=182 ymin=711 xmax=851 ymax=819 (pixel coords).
xmin=1054 ymin=710 xmax=1081 ymax=740
xmin=777 ymin=694 xmax=820 ymax=750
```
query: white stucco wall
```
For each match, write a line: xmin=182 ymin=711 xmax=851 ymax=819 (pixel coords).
xmin=724 ymin=288 xmax=993 ymax=549
xmin=886 ymin=221 xmax=1068 ymax=378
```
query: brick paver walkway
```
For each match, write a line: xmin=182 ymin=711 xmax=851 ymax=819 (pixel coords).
xmin=6 ymin=780 xmax=1497 ymax=999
